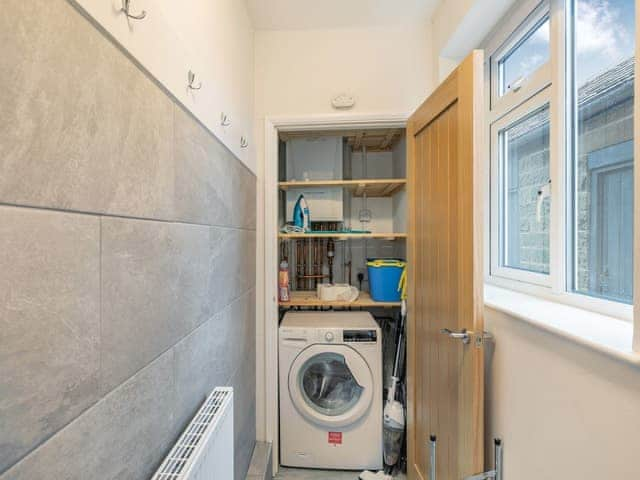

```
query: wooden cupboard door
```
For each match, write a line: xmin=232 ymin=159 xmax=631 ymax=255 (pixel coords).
xmin=407 ymin=50 xmax=485 ymax=480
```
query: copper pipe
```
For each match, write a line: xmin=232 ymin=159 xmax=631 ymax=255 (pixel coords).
xmin=295 ymin=239 xmax=304 ymax=291
xmin=327 ymin=238 xmax=335 ymax=284
xmin=304 ymin=239 xmax=310 ymax=290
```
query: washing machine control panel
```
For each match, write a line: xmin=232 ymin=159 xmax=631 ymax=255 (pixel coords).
xmin=282 ymin=327 xmax=378 ymax=344
xmin=315 ymin=328 xmax=340 ymax=343
xmin=343 ymin=329 xmax=378 ymax=343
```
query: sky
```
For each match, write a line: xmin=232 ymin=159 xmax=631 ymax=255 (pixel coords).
xmin=575 ymin=0 xmax=635 ymax=86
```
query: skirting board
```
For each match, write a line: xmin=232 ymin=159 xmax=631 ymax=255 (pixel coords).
xmin=246 ymin=441 xmax=273 ymax=480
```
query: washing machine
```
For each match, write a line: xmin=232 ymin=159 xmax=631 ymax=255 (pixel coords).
xmin=279 ymin=311 xmax=383 ymax=470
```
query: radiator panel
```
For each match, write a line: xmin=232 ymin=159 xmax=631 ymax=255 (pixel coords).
xmin=153 ymin=387 xmax=234 ymax=480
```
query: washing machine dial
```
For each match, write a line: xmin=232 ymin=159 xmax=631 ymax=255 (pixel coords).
xmin=324 ymin=331 xmax=335 ymax=342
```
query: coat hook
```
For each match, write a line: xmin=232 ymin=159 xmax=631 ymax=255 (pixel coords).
xmin=121 ymin=0 xmax=146 ymax=20
xmin=187 ymin=70 xmax=202 ymax=90
xmin=221 ymin=113 xmax=231 ymax=127
xmin=240 ymin=136 xmax=249 ymax=148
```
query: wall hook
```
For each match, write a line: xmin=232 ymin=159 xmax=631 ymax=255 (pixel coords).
xmin=240 ymin=136 xmax=249 ymax=148
xmin=221 ymin=113 xmax=231 ymax=127
xmin=121 ymin=0 xmax=146 ymax=20
xmin=187 ymin=70 xmax=202 ymax=90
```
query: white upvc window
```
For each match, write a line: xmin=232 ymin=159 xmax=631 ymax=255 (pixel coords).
xmin=491 ymin=89 xmax=552 ymax=285
xmin=485 ymin=0 xmax=636 ymax=319
xmin=490 ymin=0 xmax=551 ymax=115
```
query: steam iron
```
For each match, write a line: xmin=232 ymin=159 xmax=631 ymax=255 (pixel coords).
xmin=293 ymin=194 xmax=311 ymax=232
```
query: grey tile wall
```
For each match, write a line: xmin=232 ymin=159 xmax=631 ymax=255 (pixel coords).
xmin=0 ymin=0 xmax=257 ymax=479
xmin=0 ymin=0 xmax=175 ymax=220
xmin=100 ymin=217 xmax=211 ymax=393
xmin=0 ymin=207 xmax=100 ymax=473
xmin=173 ymin=105 xmax=234 ymax=227
xmin=1 ymin=351 xmax=176 ymax=480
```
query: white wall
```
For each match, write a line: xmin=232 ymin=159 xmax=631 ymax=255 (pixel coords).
xmin=486 ymin=307 xmax=640 ymax=479
xmin=158 ymin=0 xmax=255 ymax=170
xmin=430 ymin=0 xmax=517 ymax=80
xmin=254 ymin=26 xmax=434 ymax=119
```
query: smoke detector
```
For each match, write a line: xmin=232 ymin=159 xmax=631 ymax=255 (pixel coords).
xmin=332 ymin=93 xmax=355 ymax=109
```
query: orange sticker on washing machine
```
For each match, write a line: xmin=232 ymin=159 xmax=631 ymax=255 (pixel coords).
xmin=328 ymin=432 xmax=342 ymax=445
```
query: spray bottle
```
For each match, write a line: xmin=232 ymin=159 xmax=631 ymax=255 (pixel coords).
xmin=278 ymin=259 xmax=290 ymax=302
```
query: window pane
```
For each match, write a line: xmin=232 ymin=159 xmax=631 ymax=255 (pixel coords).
xmin=571 ymin=0 xmax=635 ymax=303
xmin=500 ymin=105 xmax=551 ymax=274
xmin=500 ymin=17 xmax=550 ymax=95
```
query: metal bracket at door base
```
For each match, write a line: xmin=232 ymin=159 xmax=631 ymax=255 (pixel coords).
xmin=429 ymin=435 xmax=437 ymax=480
xmin=464 ymin=439 xmax=503 ymax=480
xmin=465 ymin=470 xmax=496 ymax=480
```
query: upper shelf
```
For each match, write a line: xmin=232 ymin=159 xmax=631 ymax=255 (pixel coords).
xmin=278 ymin=178 xmax=406 ymax=197
xmin=279 ymin=232 xmax=407 ymax=240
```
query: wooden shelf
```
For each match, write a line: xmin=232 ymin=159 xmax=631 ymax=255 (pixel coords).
xmin=279 ymin=291 xmax=401 ymax=308
xmin=279 ymin=178 xmax=406 ymax=197
xmin=279 ymin=232 xmax=407 ymax=240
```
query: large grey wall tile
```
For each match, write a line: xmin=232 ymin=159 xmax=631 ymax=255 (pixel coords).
xmin=230 ymin=160 xmax=257 ymax=229
xmin=1 ymin=350 xmax=176 ymax=480
xmin=173 ymin=289 xmax=256 ymax=436
xmin=225 ymin=290 xmax=257 ymax=381
xmin=172 ymin=311 xmax=230 ymax=434
xmin=173 ymin=105 xmax=233 ymax=226
xmin=0 ymin=207 xmax=100 ymax=473
xmin=0 ymin=0 xmax=174 ymax=220
xmin=101 ymin=217 xmax=210 ymax=393
xmin=209 ymin=227 xmax=256 ymax=314
xmin=228 ymin=316 xmax=257 ymax=480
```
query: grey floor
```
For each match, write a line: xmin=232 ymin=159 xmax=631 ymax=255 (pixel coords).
xmin=275 ymin=467 xmax=406 ymax=479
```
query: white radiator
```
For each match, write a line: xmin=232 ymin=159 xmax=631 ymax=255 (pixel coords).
xmin=153 ymin=387 xmax=234 ymax=480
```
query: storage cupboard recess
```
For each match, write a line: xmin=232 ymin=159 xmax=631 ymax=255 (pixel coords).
xmin=276 ymin=129 xmax=408 ymax=309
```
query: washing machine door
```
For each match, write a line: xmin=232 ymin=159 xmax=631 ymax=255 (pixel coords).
xmin=288 ymin=343 xmax=374 ymax=428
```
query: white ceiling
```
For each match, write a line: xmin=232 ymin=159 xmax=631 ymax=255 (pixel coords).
xmin=245 ymin=0 xmax=440 ymax=30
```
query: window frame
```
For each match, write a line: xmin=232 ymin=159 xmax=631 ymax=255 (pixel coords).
xmin=490 ymin=87 xmax=553 ymax=285
xmin=490 ymin=0 xmax=552 ymax=115
xmin=483 ymin=0 xmax=635 ymax=321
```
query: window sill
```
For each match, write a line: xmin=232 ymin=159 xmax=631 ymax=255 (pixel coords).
xmin=484 ymin=284 xmax=639 ymax=366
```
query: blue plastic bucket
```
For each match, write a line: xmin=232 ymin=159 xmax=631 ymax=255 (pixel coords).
xmin=367 ymin=259 xmax=406 ymax=302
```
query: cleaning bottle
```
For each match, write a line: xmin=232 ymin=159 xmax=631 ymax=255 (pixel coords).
xmin=278 ymin=259 xmax=290 ymax=302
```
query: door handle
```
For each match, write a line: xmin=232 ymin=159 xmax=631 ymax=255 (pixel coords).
xmin=439 ymin=328 xmax=471 ymax=344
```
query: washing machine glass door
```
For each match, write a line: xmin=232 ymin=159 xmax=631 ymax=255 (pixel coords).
xmin=288 ymin=344 xmax=374 ymax=428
